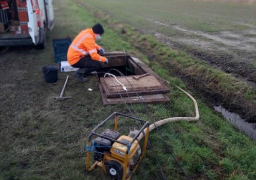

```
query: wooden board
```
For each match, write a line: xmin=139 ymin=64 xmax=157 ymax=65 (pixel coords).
xmin=100 ymin=75 xmax=170 ymax=98
xmin=99 ymin=85 xmax=170 ymax=105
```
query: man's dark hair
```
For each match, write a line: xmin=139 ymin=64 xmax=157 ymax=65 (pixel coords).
xmin=92 ymin=23 xmax=104 ymax=34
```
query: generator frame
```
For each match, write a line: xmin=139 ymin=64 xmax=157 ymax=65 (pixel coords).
xmin=86 ymin=112 xmax=150 ymax=180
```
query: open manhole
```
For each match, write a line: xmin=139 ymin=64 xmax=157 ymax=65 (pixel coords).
xmin=98 ymin=52 xmax=170 ymax=105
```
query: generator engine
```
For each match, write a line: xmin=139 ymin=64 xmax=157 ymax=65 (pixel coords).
xmin=91 ymin=129 xmax=142 ymax=179
xmin=86 ymin=112 xmax=149 ymax=180
xmin=92 ymin=129 xmax=120 ymax=162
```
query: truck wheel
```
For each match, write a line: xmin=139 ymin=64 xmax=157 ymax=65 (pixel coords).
xmin=36 ymin=33 xmax=46 ymax=49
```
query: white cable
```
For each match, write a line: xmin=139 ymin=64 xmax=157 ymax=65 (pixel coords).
xmin=104 ymin=73 xmax=128 ymax=91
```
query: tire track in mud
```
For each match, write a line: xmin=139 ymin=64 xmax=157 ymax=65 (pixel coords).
xmin=147 ymin=19 xmax=256 ymax=89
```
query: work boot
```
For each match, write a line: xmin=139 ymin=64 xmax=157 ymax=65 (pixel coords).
xmin=73 ymin=69 xmax=87 ymax=82
xmin=83 ymin=68 xmax=91 ymax=75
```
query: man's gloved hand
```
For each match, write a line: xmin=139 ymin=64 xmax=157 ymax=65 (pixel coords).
xmin=104 ymin=58 xmax=109 ymax=64
xmin=98 ymin=48 xmax=105 ymax=55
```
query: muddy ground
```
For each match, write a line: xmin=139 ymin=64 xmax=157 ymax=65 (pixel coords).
xmin=150 ymin=19 xmax=256 ymax=89
xmin=84 ymin=0 xmax=256 ymax=90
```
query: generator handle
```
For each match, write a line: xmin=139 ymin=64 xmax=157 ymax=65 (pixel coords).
xmin=88 ymin=112 xmax=148 ymax=141
xmin=115 ymin=112 xmax=148 ymax=123
xmin=88 ymin=112 xmax=118 ymax=141
xmin=91 ymin=132 xmax=128 ymax=146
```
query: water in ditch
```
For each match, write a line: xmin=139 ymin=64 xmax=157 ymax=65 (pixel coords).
xmin=214 ymin=106 xmax=256 ymax=142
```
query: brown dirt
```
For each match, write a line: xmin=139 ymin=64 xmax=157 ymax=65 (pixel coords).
xmin=149 ymin=19 xmax=256 ymax=88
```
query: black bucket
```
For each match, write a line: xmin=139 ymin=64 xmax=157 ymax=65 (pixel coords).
xmin=42 ymin=65 xmax=58 ymax=83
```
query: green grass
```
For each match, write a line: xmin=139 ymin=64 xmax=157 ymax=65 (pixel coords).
xmin=81 ymin=1 xmax=256 ymax=123
xmin=0 ymin=0 xmax=256 ymax=180
xmin=84 ymin=0 xmax=256 ymax=32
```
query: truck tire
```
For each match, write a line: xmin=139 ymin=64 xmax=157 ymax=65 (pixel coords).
xmin=36 ymin=32 xmax=46 ymax=49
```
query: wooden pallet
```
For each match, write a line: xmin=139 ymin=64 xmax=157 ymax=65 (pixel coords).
xmin=99 ymin=84 xmax=170 ymax=105
xmin=98 ymin=54 xmax=170 ymax=105
xmin=100 ymin=75 xmax=170 ymax=98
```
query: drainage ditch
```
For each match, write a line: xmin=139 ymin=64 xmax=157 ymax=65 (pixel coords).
xmin=99 ymin=54 xmax=256 ymax=142
xmin=214 ymin=106 xmax=256 ymax=142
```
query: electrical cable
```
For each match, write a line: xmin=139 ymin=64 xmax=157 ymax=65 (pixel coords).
xmin=104 ymin=69 xmax=166 ymax=179
xmin=128 ymin=79 xmax=192 ymax=180
xmin=104 ymin=70 xmax=192 ymax=180
xmin=120 ymin=74 xmax=192 ymax=180
xmin=94 ymin=60 xmax=198 ymax=180
xmin=104 ymin=72 xmax=167 ymax=180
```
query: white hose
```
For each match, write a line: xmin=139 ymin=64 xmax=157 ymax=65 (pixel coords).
xmin=137 ymin=86 xmax=200 ymax=141
xmin=103 ymin=72 xmax=199 ymax=141
xmin=104 ymin=73 xmax=127 ymax=91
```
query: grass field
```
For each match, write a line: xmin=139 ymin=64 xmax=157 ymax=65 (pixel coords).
xmin=0 ymin=0 xmax=256 ymax=180
xmin=80 ymin=0 xmax=256 ymax=124
xmin=84 ymin=0 xmax=256 ymax=86
xmin=85 ymin=0 xmax=256 ymax=31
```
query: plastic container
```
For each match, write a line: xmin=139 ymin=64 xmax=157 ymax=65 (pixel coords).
xmin=61 ymin=61 xmax=78 ymax=72
xmin=42 ymin=65 xmax=58 ymax=83
xmin=52 ymin=38 xmax=72 ymax=63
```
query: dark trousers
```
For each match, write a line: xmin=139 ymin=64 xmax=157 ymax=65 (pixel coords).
xmin=71 ymin=55 xmax=102 ymax=75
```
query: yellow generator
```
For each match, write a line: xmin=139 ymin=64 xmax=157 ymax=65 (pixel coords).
xmin=86 ymin=112 xmax=149 ymax=180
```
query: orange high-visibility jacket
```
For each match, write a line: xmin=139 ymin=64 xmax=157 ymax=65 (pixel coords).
xmin=67 ymin=28 xmax=107 ymax=65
